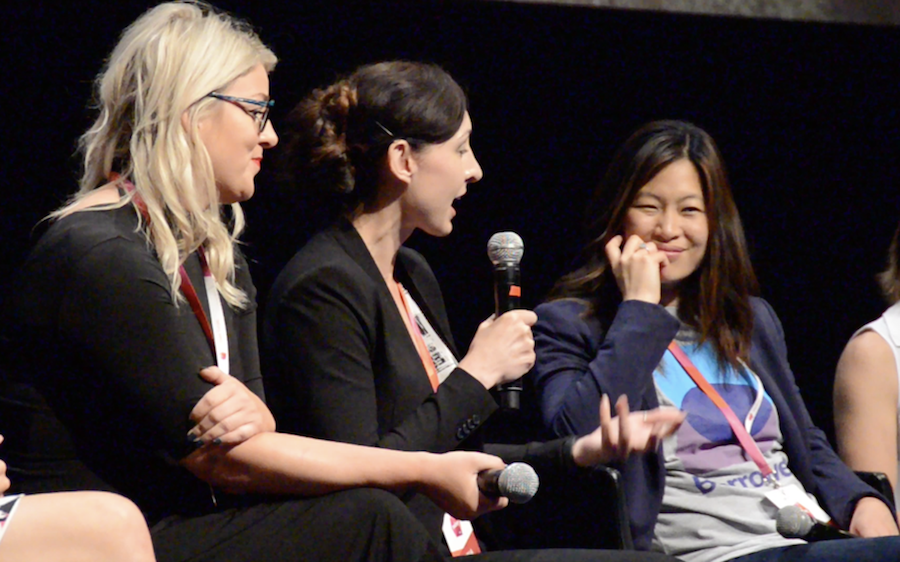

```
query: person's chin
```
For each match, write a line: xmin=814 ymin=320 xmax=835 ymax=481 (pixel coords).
xmin=424 ymin=222 xmax=453 ymax=238
xmin=224 ymin=187 xmax=254 ymax=204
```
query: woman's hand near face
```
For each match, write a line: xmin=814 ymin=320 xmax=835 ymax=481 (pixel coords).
xmin=606 ymin=235 xmax=669 ymax=304
xmin=571 ymin=394 xmax=685 ymax=467
xmin=187 ymin=366 xmax=276 ymax=446
xmin=415 ymin=450 xmax=508 ymax=520
xmin=459 ymin=309 xmax=537 ymax=389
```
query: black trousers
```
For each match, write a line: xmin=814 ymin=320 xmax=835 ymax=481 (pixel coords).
xmin=149 ymin=487 xmax=676 ymax=562
xmin=150 ymin=488 xmax=443 ymax=562
xmin=469 ymin=551 xmax=675 ymax=562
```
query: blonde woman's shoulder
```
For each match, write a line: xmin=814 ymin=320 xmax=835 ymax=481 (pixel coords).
xmin=58 ymin=183 xmax=123 ymax=218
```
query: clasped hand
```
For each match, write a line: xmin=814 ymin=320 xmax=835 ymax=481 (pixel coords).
xmin=187 ymin=367 xmax=277 ymax=446
xmin=571 ymin=394 xmax=685 ymax=467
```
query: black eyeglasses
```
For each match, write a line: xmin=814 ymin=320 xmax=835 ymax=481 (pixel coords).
xmin=206 ymin=93 xmax=274 ymax=133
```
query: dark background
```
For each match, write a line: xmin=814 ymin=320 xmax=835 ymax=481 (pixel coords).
xmin=3 ymin=0 xmax=899 ymax=442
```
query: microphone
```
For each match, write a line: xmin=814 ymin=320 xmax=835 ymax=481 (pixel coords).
xmin=486 ymin=231 xmax=525 ymax=410
xmin=775 ymin=505 xmax=856 ymax=542
xmin=477 ymin=462 xmax=539 ymax=504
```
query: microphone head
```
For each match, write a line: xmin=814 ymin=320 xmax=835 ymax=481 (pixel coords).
xmin=498 ymin=462 xmax=539 ymax=504
xmin=487 ymin=232 xmax=524 ymax=265
xmin=775 ymin=505 xmax=814 ymax=538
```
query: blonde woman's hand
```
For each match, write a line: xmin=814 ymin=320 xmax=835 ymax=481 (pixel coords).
xmin=605 ymin=235 xmax=668 ymax=304
xmin=459 ymin=309 xmax=537 ymax=389
xmin=571 ymin=394 xmax=685 ymax=467
xmin=187 ymin=367 xmax=276 ymax=446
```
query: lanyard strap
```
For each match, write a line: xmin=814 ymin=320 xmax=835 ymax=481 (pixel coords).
xmin=178 ymin=249 xmax=229 ymax=373
xmin=122 ymin=180 xmax=228 ymax=372
xmin=667 ymin=341 xmax=776 ymax=484
xmin=397 ymin=282 xmax=440 ymax=392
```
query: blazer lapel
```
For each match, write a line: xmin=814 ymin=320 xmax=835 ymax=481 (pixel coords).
xmin=327 ymin=220 xmax=444 ymax=382
xmin=395 ymin=252 xmax=460 ymax=360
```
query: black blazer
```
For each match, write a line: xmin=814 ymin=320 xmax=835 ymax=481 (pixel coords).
xmin=262 ymin=220 xmax=575 ymax=544
xmin=262 ymin=220 xmax=498 ymax=450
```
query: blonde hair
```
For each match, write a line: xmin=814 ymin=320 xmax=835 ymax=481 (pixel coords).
xmin=52 ymin=1 xmax=276 ymax=308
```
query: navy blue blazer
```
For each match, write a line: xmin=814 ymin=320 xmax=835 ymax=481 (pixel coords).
xmin=532 ymin=297 xmax=890 ymax=550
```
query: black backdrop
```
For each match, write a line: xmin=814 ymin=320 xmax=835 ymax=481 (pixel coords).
xmin=4 ymin=0 xmax=900 ymax=442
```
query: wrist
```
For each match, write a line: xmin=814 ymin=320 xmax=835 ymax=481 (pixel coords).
xmin=458 ymin=357 xmax=497 ymax=389
xmin=408 ymin=451 xmax=438 ymax=492
xmin=622 ymin=292 xmax=660 ymax=304
xmin=569 ymin=435 xmax=600 ymax=468
xmin=570 ymin=435 xmax=584 ymax=466
xmin=570 ymin=434 xmax=612 ymax=468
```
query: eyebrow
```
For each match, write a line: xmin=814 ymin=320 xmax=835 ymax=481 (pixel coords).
xmin=634 ymin=192 xmax=704 ymax=204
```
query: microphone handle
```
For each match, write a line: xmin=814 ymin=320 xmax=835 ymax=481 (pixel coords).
xmin=807 ymin=523 xmax=856 ymax=542
xmin=493 ymin=264 xmax=522 ymax=409
xmin=493 ymin=264 xmax=521 ymax=313
xmin=476 ymin=468 xmax=503 ymax=497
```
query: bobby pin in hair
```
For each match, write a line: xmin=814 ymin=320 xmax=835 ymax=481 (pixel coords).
xmin=374 ymin=120 xmax=395 ymax=137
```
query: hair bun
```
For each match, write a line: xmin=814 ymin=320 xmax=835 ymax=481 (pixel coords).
xmin=313 ymin=81 xmax=357 ymax=168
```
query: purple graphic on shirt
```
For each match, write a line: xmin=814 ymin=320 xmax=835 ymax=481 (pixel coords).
xmin=673 ymin=384 xmax=778 ymax=474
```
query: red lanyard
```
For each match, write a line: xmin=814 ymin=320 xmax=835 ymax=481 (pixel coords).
xmin=121 ymin=180 xmax=217 ymax=359
xmin=177 ymin=251 xmax=217 ymax=359
xmin=396 ymin=282 xmax=440 ymax=392
xmin=667 ymin=341 xmax=777 ymax=486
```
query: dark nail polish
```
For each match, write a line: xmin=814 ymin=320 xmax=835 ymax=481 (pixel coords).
xmin=187 ymin=434 xmax=203 ymax=448
xmin=213 ymin=438 xmax=222 ymax=446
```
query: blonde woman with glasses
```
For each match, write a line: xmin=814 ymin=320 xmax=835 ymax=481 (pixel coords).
xmin=2 ymin=3 xmax=509 ymax=561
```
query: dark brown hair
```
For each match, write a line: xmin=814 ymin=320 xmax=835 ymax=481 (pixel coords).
xmin=548 ymin=120 xmax=759 ymax=369
xmin=878 ymin=220 xmax=900 ymax=303
xmin=281 ymin=61 xmax=467 ymax=218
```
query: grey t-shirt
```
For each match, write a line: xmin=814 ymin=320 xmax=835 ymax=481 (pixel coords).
xmin=650 ymin=329 xmax=812 ymax=562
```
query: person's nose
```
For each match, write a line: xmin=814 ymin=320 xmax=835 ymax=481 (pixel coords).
xmin=260 ymin=119 xmax=278 ymax=149
xmin=656 ymin=207 xmax=682 ymax=240
xmin=466 ymin=151 xmax=484 ymax=183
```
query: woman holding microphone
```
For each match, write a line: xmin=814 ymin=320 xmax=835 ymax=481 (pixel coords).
xmin=264 ymin=60 xmax=682 ymax=561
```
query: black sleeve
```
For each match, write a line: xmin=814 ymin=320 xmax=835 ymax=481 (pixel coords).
xmin=485 ymin=438 xmax=578 ymax=478
xmin=59 ymin=237 xmax=224 ymax=461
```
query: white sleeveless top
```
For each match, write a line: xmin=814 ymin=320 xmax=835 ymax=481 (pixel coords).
xmin=850 ymin=301 xmax=900 ymax=508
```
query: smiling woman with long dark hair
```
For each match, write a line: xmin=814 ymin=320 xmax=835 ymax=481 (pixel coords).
xmin=533 ymin=119 xmax=900 ymax=562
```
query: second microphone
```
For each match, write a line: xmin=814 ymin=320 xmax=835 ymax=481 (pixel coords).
xmin=487 ymin=231 xmax=525 ymax=410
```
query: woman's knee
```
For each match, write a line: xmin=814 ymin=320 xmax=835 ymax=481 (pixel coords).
xmin=78 ymin=492 xmax=155 ymax=562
